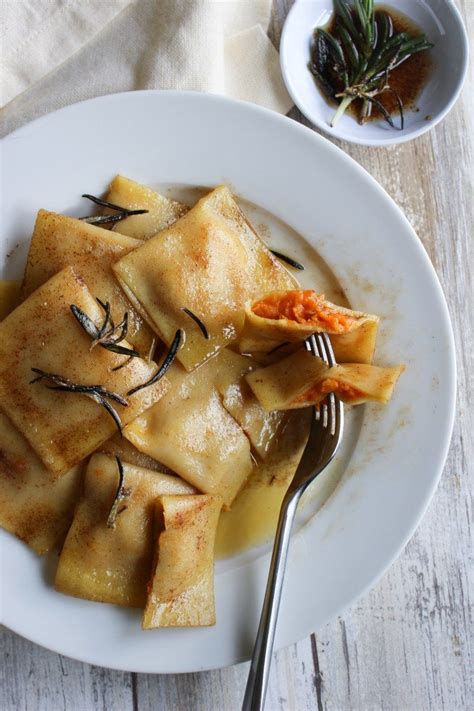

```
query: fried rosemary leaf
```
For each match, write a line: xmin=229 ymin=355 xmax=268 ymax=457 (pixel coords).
xmin=96 ymin=298 xmax=113 ymax=331
xmin=70 ymin=304 xmax=100 ymax=339
xmin=270 ymin=250 xmax=305 ymax=271
xmin=30 ymin=368 xmax=128 ymax=435
xmin=70 ymin=303 xmax=140 ymax=359
xmin=127 ymin=329 xmax=183 ymax=396
xmin=79 ymin=214 xmax=135 ymax=226
xmin=79 ymin=193 xmax=149 ymax=225
xmin=182 ymin=308 xmax=210 ymax=339
xmin=310 ymin=1 xmax=433 ymax=129
xmin=91 ymin=394 xmax=125 ymax=435
xmin=106 ymin=456 xmax=132 ymax=529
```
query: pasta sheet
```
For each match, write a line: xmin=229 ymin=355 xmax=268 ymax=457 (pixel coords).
xmin=214 ymin=349 xmax=287 ymax=459
xmin=143 ymin=494 xmax=222 ymax=628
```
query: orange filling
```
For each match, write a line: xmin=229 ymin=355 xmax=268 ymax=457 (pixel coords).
xmin=252 ymin=290 xmax=355 ymax=333
xmin=292 ymin=378 xmax=365 ymax=404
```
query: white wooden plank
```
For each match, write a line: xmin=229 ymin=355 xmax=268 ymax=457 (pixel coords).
xmin=0 ymin=626 xmax=134 ymax=711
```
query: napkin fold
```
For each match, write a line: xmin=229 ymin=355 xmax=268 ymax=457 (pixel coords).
xmin=0 ymin=0 xmax=292 ymax=136
xmin=1 ymin=0 xmax=131 ymax=107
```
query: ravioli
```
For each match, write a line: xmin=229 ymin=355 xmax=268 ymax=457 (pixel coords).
xmin=0 ymin=280 xmax=21 ymax=320
xmin=55 ymin=453 xmax=196 ymax=607
xmin=124 ymin=354 xmax=253 ymax=508
xmin=105 ymin=175 xmax=188 ymax=239
xmin=21 ymin=209 xmax=154 ymax=354
xmin=246 ymin=349 xmax=404 ymax=410
xmin=0 ymin=267 xmax=170 ymax=475
xmin=143 ymin=494 xmax=222 ymax=628
xmin=240 ymin=290 xmax=379 ymax=363
xmin=113 ymin=185 xmax=297 ymax=371
xmin=0 ymin=410 xmax=83 ymax=555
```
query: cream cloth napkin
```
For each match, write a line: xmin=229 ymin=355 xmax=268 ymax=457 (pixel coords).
xmin=0 ymin=0 xmax=292 ymax=137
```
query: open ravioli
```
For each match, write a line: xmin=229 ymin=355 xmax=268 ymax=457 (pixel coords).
xmin=113 ymin=185 xmax=297 ymax=371
xmin=55 ymin=453 xmax=195 ymax=607
xmin=246 ymin=349 xmax=404 ymax=410
xmin=124 ymin=352 xmax=253 ymax=508
xmin=105 ymin=175 xmax=188 ymax=239
xmin=0 ymin=267 xmax=170 ymax=475
xmin=143 ymin=494 xmax=222 ymax=628
xmin=240 ymin=290 xmax=379 ymax=363
xmin=0 ymin=410 xmax=83 ymax=555
xmin=0 ymin=280 xmax=21 ymax=320
xmin=21 ymin=210 xmax=154 ymax=354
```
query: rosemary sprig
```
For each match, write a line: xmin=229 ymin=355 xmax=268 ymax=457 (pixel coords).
xmin=127 ymin=329 xmax=183 ymax=396
xmin=70 ymin=301 xmax=140 ymax=359
xmin=79 ymin=194 xmax=149 ymax=225
xmin=310 ymin=0 xmax=433 ymax=128
xmin=30 ymin=368 xmax=128 ymax=434
xmin=270 ymin=250 xmax=305 ymax=271
xmin=182 ymin=308 xmax=209 ymax=339
xmin=106 ymin=456 xmax=131 ymax=529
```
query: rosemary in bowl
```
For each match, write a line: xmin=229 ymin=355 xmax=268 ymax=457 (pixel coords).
xmin=310 ymin=0 xmax=433 ymax=129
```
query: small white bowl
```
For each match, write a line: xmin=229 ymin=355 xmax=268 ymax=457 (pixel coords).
xmin=280 ymin=0 xmax=469 ymax=145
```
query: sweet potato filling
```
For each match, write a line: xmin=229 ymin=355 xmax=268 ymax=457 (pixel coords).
xmin=252 ymin=290 xmax=355 ymax=333
xmin=292 ymin=378 xmax=365 ymax=404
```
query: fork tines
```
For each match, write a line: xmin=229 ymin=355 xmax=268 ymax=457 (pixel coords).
xmin=306 ymin=333 xmax=340 ymax=436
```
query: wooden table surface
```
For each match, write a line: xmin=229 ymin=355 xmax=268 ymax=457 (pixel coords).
xmin=1 ymin=2 xmax=472 ymax=709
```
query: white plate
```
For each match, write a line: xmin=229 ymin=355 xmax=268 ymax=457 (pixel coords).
xmin=0 ymin=91 xmax=455 ymax=673
xmin=280 ymin=0 xmax=469 ymax=146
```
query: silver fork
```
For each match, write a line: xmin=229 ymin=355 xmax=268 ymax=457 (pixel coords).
xmin=242 ymin=332 xmax=344 ymax=711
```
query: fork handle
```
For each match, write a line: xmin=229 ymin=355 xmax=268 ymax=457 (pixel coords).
xmin=242 ymin=490 xmax=301 ymax=711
